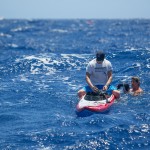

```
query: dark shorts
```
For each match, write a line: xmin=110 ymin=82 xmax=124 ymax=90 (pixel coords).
xmin=81 ymin=85 xmax=117 ymax=95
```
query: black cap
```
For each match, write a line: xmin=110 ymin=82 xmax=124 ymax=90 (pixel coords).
xmin=96 ymin=50 xmax=105 ymax=61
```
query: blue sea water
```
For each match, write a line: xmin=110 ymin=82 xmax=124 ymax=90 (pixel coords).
xmin=0 ymin=19 xmax=150 ymax=150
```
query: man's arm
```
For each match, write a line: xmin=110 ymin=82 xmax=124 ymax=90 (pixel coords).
xmin=86 ymin=72 xmax=93 ymax=88
xmin=103 ymin=70 xmax=112 ymax=90
xmin=86 ymin=72 xmax=98 ymax=92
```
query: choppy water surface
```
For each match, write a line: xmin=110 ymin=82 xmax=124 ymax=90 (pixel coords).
xmin=0 ymin=19 xmax=150 ymax=150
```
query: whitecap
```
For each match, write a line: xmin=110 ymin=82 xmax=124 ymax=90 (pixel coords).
xmin=19 ymin=75 xmax=31 ymax=82
xmin=24 ymin=55 xmax=52 ymax=65
xmin=132 ymin=62 xmax=141 ymax=68
xmin=11 ymin=26 xmax=31 ymax=32
xmin=61 ymin=54 xmax=88 ymax=59
xmin=8 ymin=43 xmax=18 ymax=48
xmin=52 ymin=29 xmax=68 ymax=33
xmin=146 ymin=64 xmax=150 ymax=68
xmin=0 ymin=33 xmax=12 ymax=37
xmin=11 ymin=27 xmax=23 ymax=32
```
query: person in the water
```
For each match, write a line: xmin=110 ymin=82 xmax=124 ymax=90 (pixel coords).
xmin=117 ymin=76 xmax=143 ymax=96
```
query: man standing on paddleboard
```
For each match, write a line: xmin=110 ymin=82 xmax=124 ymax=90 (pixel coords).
xmin=78 ymin=50 xmax=120 ymax=99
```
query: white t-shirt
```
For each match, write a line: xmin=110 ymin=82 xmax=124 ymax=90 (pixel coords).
xmin=86 ymin=58 xmax=112 ymax=85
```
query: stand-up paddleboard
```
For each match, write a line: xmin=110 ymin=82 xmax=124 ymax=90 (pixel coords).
xmin=76 ymin=91 xmax=116 ymax=117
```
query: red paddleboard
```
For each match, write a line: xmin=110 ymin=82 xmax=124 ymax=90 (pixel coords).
xmin=76 ymin=93 xmax=116 ymax=114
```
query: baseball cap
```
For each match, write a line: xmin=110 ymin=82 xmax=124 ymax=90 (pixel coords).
xmin=96 ymin=50 xmax=105 ymax=61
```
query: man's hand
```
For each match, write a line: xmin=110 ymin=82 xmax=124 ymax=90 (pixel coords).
xmin=103 ymin=85 xmax=108 ymax=91
xmin=91 ymin=86 xmax=99 ymax=93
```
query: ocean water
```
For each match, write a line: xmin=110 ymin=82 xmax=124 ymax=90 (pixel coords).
xmin=0 ymin=19 xmax=150 ymax=150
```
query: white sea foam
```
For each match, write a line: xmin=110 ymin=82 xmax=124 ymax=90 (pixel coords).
xmin=25 ymin=55 xmax=54 ymax=65
xmin=14 ymin=53 xmax=88 ymax=77
xmin=8 ymin=43 xmax=18 ymax=48
xmin=52 ymin=29 xmax=68 ymax=33
xmin=11 ymin=27 xmax=23 ymax=32
xmin=11 ymin=26 xmax=31 ymax=32
xmin=61 ymin=53 xmax=92 ymax=59
xmin=146 ymin=64 xmax=150 ymax=68
xmin=0 ymin=33 xmax=12 ymax=37
xmin=19 ymin=74 xmax=31 ymax=82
